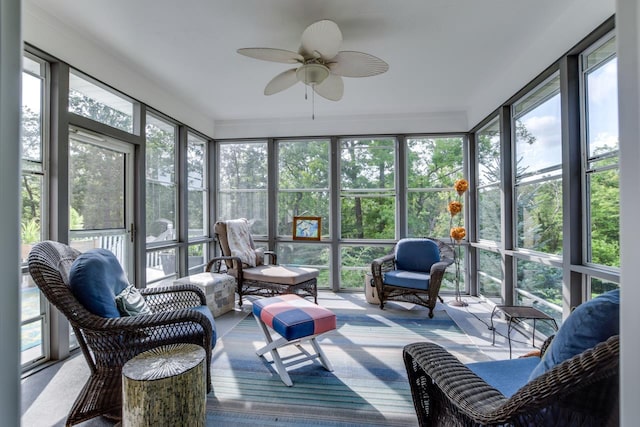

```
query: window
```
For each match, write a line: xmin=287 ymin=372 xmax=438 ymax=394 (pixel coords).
xmin=512 ymin=73 xmax=563 ymax=313
xmin=21 ymin=54 xmax=48 ymax=367
xmin=145 ymin=113 xmax=178 ymax=244
xmin=476 ymin=118 xmax=502 ymax=242
xmin=276 ymin=139 xmax=330 ymax=285
xmin=277 ymin=139 xmax=330 ymax=238
xmin=68 ymin=129 xmax=134 ymax=277
xmin=513 ymin=74 xmax=563 ymax=255
xmin=217 ymin=141 xmax=268 ymax=235
xmin=406 ymin=136 xmax=465 ymax=238
xmin=187 ymin=133 xmax=209 ymax=274
xmin=516 ymin=258 xmax=562 ymax=328
xmin=187 ymin=133 xmax=208 ymax=240
xmin=590 ymin=277 xmax=618 ymax=299
xmin=68 ymin=69 xmax=135 ymax=133
xmin=145 ymin=113 xmax=178 ymax=283
xmin=477 ymin=249 xmax=502 ymax=300
xmin=340 ymin=138 xmax=396 ymax=239
xmin=341 ymin=245 xmax=394 ymax=289
xmin=582 ymin=34 xmax=619 ymax=268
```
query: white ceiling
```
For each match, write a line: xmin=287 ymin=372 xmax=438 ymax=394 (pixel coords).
xmin=23 ymin=0 xmax=614 ymax=138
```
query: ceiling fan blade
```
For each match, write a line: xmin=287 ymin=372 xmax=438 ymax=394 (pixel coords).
xmin=300 ymin=20 xmax=342 ymax=61
xmin=264 ymin=68 xmax=299 ymax=95
xmin=237 ymin=48 xmax=304 ymax=64
xmin=329 ymin=51 xmax=389 ymax=77
xmin=313 ymin=74 xmax=344 ymax=101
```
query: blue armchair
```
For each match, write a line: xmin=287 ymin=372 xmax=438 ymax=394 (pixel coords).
xmin=371 ymin=238 xmax=454 ymax=318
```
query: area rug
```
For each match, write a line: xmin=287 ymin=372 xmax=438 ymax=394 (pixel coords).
xmin=207 ymin=305 xmax=488 ymax=426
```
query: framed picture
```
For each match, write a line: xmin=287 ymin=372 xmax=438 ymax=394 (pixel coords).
xmin=293 ymin=216 xmax=322 ymax=241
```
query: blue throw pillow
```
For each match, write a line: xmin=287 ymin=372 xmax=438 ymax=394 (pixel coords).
xmin=529 ymin=289 xmax=619 ymax=381
xmin=69 ymin=248 xmax=130 ymax=318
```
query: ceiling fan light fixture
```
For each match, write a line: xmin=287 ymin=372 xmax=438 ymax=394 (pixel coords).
xmin=296 ymin=63 xmax=330 ymax=86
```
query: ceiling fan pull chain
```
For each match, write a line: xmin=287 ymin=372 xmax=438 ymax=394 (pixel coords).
xmin=312 ymin=87 xmax=315 ymax=120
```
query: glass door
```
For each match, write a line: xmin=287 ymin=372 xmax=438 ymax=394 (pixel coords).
xmin=68 ymin=127 xmax=135 ymax=279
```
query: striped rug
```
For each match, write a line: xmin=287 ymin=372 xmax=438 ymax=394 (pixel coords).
xmin=207 ymin=300 xmax=488 ymax=426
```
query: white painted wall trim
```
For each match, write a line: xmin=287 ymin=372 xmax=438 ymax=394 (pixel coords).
xmin=617 ymin=1 xmax=640 ymax=424
xmin=214 ymin=111 xmax=468 ymax=139
xmin=0 ymin=0 xmax=23 ymax=424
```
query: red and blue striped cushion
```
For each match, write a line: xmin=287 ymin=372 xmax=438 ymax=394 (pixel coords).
xmin=253 ymin=294 xmax=336 ymax=341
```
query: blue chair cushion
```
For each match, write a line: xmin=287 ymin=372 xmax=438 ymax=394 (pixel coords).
xmin=190 ymin=305 xmax=217 ymax=347
xmin=394 ymin=239 xmax=440 ymax=273
xmin=467 ymin=356 xmax=541 ymax=397
xmin=529 ymin=289 xmax=620 ymax=381
xmin=69 ymin=248 xmax=129 ymax=318
xmin=383 ymin=270 xmax=430 ymax=290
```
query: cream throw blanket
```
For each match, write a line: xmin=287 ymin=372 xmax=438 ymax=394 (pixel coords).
xmin=226 ymin=218 xmax=256 ymax=267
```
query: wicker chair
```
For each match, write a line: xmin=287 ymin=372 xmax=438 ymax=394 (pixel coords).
xmin=403 ymin=334 xmax=619 ymax=426
xmin=371 ymin=238 xmax=454 ymax=318
xmin=27 ymin=241 xmax=215 ymax=426
xmin=207 ymin=220 xmax=318 ymax=306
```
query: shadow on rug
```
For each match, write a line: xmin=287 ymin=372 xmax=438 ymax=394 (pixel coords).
xmin=207 ymin=306 xmax=487 ymax=426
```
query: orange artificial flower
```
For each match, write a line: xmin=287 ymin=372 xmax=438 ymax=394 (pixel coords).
xmin=447 ymin=201 xmax=462 ymax=216
xmin=450 ymin=226 xmax=466 ymax=242
xmin=454 ymin=179 xmax=469 ymax=196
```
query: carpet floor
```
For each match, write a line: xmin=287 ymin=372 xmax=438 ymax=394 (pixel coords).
xmin=207 ymin=299 xmax=489 ymax=426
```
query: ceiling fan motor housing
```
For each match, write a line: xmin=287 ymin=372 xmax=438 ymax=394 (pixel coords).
xmin=296 ymin=63 xmax=330 ymax=85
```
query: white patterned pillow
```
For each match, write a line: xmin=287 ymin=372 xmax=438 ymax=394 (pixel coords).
xmin=226 ymin=218 xmax=256 ymax=267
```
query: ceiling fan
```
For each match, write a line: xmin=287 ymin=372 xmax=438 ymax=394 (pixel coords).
xmin=237 ymin=19 xmax=389 ymax=102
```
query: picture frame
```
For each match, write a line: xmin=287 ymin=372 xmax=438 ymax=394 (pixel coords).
xmin=293 ymin=216 xmax=322 ymax=241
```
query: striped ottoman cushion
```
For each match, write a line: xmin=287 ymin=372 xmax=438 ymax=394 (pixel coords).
xmin=253 ymin=294 xmax=336 ymax=341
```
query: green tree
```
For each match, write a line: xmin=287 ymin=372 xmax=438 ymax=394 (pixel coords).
xmin=340 ymin=138 xmax=395 ymax=239
xmin=589 ymin=148 xmax=620 ymax=267
xmin=145 ymin=120 xmax=177 ymax=238
xmin=407 ymin=137 xmax=463 ymax=238
xmin=217 ymin=142 xmax=268 ymax=234
xmin=69 ymin=90 xmax=132 ymax=131
xmin=278 ymin=140 xmax=330 ymax=236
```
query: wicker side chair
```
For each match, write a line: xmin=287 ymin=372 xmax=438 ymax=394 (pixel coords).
xmin=371 ymin=238 xmax=454 ymax=318
xmin=403 ymin=334 xmax=619 ymax=426
xmin=206 ymin=220 xmax=318 ymax=306
xmin=28 ymin=241 xmax=215 ymax=426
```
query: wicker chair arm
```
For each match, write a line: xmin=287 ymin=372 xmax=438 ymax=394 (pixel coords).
xmin=205 ymin=255 xmax=243 ymax=274
xmin=104 ymin=306 xmax=210 ymax=328
xmin=98 ymin=309 xmax=213 ymax=369
xmin=141 ymin=283 xmax=207 ymax=307
xmin=404 ymin=342 xmax=508 ymax=422
xmin=371 ymin=253 xmax=395 ymax=277
xmin=263 ymin=250 xmax=278 ymax=264
xmin=430 ymin=259 xmax=452 ymax=277
xmin=539 ymin=334 xmax=555 ymax=356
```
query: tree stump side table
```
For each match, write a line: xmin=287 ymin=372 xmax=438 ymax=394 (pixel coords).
xmin=122 ymin=343 xmax=206 ymax=427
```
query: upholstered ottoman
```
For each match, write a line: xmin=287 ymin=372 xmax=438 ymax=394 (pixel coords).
xmin=252 ymin=294 xmax=337 ymax=386
xmin=173 ymin=272 xmax=235 ymax=317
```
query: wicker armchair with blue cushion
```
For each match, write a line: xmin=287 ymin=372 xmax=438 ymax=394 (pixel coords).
xmin=28 ymin=241 xmax=217 ymax=426
xmin=403 ymin=289 xmax=620 ymax=426
xmin=371 ymin=238 xmax=454 ymax=318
